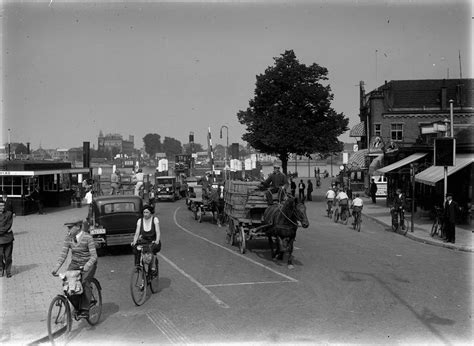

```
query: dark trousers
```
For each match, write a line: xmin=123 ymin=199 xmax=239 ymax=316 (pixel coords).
xmin=37 ymin=200 xmax=44 ymax=214
xmin=445 ymin=221 xmax=456 ymax=243
xmin=0 ymin=241 xmax=13 ymax=275
xmin=371 ymin=193 xmax=376 ymax=203
xmin=69 ymin=263 xmax=97 ymax=312
xmin=307 ymin=192 xmax=312 ymax=201
xmin=298 ymin=190 xmax=305 ymax=200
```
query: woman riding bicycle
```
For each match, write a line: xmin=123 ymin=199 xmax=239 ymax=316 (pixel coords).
xmin=131 ymin=204 xmax=161 ymax=272
xmin=51 ymin=218 xmax=97 ymax=319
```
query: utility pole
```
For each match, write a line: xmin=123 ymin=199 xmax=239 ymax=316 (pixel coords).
xmin=220 ymin=125 xmax=229 ymax=180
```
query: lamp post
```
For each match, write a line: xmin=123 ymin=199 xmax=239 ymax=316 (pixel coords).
xmin=220 ymin=125 xmax=229 ymax=180
xmin=8 ymin=128 xmax=11 ymax=160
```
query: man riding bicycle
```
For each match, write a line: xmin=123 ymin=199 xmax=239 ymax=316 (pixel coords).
xmin=351 ymin=193 xmax=363 ymax=225
xmin=335 ymin=188 xmax=349 ymax=220
xmin=52 ymin=218 xmax=97 ymax=319
xmin=325 ymin=185 xmax=336 ymax=215
xmin=392 ymin=188 xmax=407 ymax=229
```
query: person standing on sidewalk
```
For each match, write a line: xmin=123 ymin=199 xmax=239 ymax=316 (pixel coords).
xmin=306 ymin=180 xmax=313 ymax=201
xmin=52 ymin=218 xmax=98 ymax=319
xmin=290 ymin=178 xmax=296 ymax=197
xmin=443 ymin=193 xmax=458 ymax=244
xmin=0 ymin=201 xmax=14 ymax=278
xmin=298 ymin=179 xmax=306 ymax=201
xmin=370 ymin=179 xmax=378 ymax=203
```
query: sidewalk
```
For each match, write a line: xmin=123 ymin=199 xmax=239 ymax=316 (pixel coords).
xmin=361 ymin=196 xmax=473 ymax=252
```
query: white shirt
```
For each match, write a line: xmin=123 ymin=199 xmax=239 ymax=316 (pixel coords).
xmin=352 ymin=197 xmax=363 ymax=207
xmin=336 ymin=191 xmax=349 ymax=200
xmin=325 ymin=189 xmax=335 ymax=199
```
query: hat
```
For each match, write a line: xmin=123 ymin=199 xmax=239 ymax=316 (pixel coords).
xmin=64 ymin=218 xmax=84 ymax=227
xmin=273 ymin=164 xmax=280 ymax=169
xmin=446 ymin=192 xmax=453 ymax=197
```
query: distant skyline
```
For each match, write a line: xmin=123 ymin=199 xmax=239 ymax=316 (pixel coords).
xmin=1 ymin=0 xmax=472 ymax=150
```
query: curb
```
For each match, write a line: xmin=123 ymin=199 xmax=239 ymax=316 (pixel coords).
xmin=362 ymin=213 xmax=473 ymax=253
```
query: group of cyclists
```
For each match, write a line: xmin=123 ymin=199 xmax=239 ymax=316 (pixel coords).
xmin=325 ymin=184 xmax=364 ymax=227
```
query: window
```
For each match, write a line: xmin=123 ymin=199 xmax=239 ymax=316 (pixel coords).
xmin=103 ymin=202 xmax=136 ymax=214
xmin=374 ymin=123 xmax=381 ymax=137
xmin=391 ymin=123 xmax=403 ymax=141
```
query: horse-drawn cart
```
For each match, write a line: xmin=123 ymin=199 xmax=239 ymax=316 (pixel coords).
xmin=224 ymin=181 xmax=270 ymax=254
xmin=188 ymin=196 xmax=216 ymax=223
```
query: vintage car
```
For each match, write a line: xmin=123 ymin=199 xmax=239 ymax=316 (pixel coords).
xmin=88 ymin=195 xmax=143 ymax=254
xmin=155 ymin=176 xmax=180 ymax=201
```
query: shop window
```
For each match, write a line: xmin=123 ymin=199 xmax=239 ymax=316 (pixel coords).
xmin=391 ymin=123 xmax=403 ymax=141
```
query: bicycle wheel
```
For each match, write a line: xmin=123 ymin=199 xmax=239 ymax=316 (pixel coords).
xmin=402 ymin=217 xmax=410 ymax=235
xmin=430 ymin=219 xmax=439 ymax=237
xmin=130 ymin=266 xmax=147 ymax=306
xmin=86 ymin=278 xmax=102 ymax=326
xmin=333 ymin=209 xmax=339 ymax=223
xmin=342 ymin=209 xmax=348 ymax=225
xmin=391 ymin=211 xmax=398 ymax=232
xmin=47 ymin=295 xmax=72 ymax=343
xmin=355 ymin=217 xmax=361 ymax=232
xmin=149 ymin=257 xmax=160 ymax=294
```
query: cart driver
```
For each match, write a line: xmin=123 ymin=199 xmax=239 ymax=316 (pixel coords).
xmin=260 ymin=164 xmax=289 ymax=204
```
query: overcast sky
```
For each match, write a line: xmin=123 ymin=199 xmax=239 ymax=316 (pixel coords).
xmin=1 ymin=0 xmax=472 ymax=150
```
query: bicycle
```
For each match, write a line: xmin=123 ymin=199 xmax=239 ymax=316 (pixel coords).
xmin=47 ymin=271 xmax=102 ymax=344
xmin=130 ymin=243 xmax=160 ymax=306
xmin=352 ymin=208 xmax=362 ymax=232
xmin=391 ymin=207 xmax=410 ymax=235
xmin=430 ymin=206 xmax=445 ymax=238
xmin=326 ymin=200 xmax=334 ymax=218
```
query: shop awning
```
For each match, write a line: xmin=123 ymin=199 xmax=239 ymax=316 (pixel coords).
xmin=0 ymin=168 xmax=90 ymax=176
xmin=349 ymin=122 xmax=366 ymax=137
xmin=415 ymin=154 xmax=474 ymax=186
xmin=348 ymin=149 xmax=368 ymax=169
xmin=377 ymin=152 xmax=428 ymax=174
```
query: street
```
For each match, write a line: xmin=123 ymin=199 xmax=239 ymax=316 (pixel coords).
xmin=40 ymin=195 xmax=473 ymax=345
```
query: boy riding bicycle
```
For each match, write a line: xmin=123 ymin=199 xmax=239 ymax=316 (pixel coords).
xmin=351 ymin=193 xmax=363 ymax=225
xmin=335 ymin=188 xmax=350 ymax=220
xmin=325 ymin=185 xmax=336 ymax=215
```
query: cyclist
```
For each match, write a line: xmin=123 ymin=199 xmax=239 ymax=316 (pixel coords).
xmin=351 ymin=193 xmax=364 ymax=226
xmin=392 ymin=188 xmax=406 ymax=229
xmin=133 ymin=168 xmax=145 ymax=197
xmin=51 ymin=218 xmax=97 ymax=319
xmin=325 ymin=185 xmax=336 ymax=216
xmin=131 ymin=204 xmax=161 ymax=272
xmin=335 ymin=188 xmax=350 ymax=221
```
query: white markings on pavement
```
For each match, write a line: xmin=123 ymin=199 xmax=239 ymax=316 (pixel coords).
xmin=147 ymin=310 xmax=191 ymax=344
xmin=158 ymin=253 xmax=230 ymax=309
xmin=173 ymin=208 xmax=298 ymax=283
xmin=205 ymin=280 xmax=295 ymax=288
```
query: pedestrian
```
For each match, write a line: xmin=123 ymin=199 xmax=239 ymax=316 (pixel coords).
xmin=52 ymin=218 xmax=97 ymax=319
xmin=290 ymin=178 xmax=296 ymax=197
xmin=370 ymin=178 xmax=378 ymax=203
xmin=0 ymin=200 xmax=14 ymax=278
xmin=30 ymin=186 xmax=44 ymax=214
xmin=110 ymin=169 xmax=121 ymax=195
xmin=443 ymin=193 xmax=458 ymax=244
xmin=316 ymin=175 xmax=321 ymax=188
xmin=133 ymin=168 xmax=144 ymax=196
xmin=298 ymin=179 xmax=306 ymax=201
xmin=306 ymin=180 xmax=313 ymax=201
xmin=1 ymin=190 xmax=14 ymax=214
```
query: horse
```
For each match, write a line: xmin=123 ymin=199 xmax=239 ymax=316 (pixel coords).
xmin=263 ymin=192 xmax=309 ymax=268
xmin=208 ymin=184 xmax=226 ymax=226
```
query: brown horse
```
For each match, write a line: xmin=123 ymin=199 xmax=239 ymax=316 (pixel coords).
xmin=263 ymin=193 xmax=309 ymax=268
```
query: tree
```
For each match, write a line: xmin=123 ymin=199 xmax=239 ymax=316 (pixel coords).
xmin=162 ymin=137 xmax=182 ymax=159
xmin=14 ymin=143 xmax=28 ymax=154
xmin=143 ymin=133 xmax=162 ymax=158
xmin=237 ymin=50 xmax=348 ymax=173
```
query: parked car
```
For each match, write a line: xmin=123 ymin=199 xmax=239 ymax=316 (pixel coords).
xmin=155 ymin=176 xmax=180 ymax=201
xmin=88 ymin=195 xmax=143 ymax=254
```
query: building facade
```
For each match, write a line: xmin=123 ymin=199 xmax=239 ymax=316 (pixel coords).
xmin=97 ymin=131 xmax=135 ymax=157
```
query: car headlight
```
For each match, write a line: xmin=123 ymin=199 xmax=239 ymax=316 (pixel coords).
xmin=166 ymin=187 xmax=170 ymax=192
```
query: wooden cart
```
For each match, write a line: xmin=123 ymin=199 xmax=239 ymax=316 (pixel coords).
xmin=224 ymin=181 xmax=270 ymax=254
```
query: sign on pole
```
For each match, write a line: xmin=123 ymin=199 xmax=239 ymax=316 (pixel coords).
xmin=434 ymin=138 xmax=456 ymax=167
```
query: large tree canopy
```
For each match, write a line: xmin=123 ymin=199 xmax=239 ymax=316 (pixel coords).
xmin=143 ymin=133 xmax=162 ymax=158
xmin=162 ymin=136 xmax=182 ymax=159
xmin=237 ymin=50 xmax=348 ymax=173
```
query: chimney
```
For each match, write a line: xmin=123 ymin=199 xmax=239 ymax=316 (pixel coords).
xmin=441 ymin=86 xmax=447 ymax=109
xmin=83 ymin=141 xmax=90 ymax=168
xmin=26 ymin=142 xmax=30 ymax=154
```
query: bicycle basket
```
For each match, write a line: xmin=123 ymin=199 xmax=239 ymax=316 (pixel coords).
xmin=61 ymin=270 xmax=83 ymax=295
xmin=142 ymin=252 xmax=153 ymax=265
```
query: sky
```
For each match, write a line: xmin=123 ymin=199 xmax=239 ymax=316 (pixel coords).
xmin=1 ymin=0 xmax=472 ymax=151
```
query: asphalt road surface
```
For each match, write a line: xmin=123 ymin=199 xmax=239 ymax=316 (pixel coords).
xmin=66 ymin=198 xmax=472 ymax=345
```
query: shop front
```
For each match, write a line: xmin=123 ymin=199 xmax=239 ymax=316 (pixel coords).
xmin=0 ymin=160 xmax=90 ymax=215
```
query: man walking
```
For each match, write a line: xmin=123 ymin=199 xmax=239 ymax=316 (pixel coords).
xmin=370 ymin=179 xmax=378 ymax=203
xmin=444 ymin=193 xmax=458 ymax=243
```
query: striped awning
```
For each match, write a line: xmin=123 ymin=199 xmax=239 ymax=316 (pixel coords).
xmin=377 ymin=153 xmax=428 ymax=174
xmin=415 ymin=154 xmax=474 ymax=186
xmin=348 ymin=149 xmax=368 ymax=169
xmin=349 ymin=122 xmax=366 ymax=137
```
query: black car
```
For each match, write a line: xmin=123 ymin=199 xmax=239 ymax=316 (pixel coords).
xmin=88 ymin=195 xmax=143 ymax=253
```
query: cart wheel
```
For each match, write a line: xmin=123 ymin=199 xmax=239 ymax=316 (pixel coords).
xmin=239 ymin=226 xmax=246 ymax=254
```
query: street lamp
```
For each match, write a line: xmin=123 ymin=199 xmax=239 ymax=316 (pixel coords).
xmin=220 ymin=125 xmax=229 ymax=180
xmin=8 ymin=128 xmax=11 ymax=160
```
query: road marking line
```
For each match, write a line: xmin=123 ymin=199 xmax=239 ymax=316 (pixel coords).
xmin=147 ymin=310 xmax=190 ymax=344
xmin=158 ymin=253 xmax=230 ymax=309
xmin=205 ymin=280 xmax=295 ymax=288
xmin=173 ymin=208 xmax=298 ymax=283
